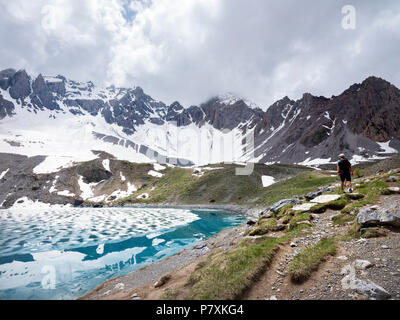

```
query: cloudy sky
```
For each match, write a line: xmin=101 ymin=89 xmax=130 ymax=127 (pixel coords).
xmin=0 ymin=0 xmax=399 ymax=108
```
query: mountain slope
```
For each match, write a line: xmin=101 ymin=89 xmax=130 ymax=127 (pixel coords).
xmin=0 ymin=68 xmax=399 ymax=170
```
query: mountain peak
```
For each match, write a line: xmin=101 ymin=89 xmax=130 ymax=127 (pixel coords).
xmin=360 ymin=76 xmax=392 ymax=90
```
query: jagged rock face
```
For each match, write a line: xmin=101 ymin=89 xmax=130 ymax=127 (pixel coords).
xmin=9 ymin=70 xmax=31 ymax=100
xmin=0 ymin=68 xmax=399 ymax=165
xmin=31 ymin=74 xmax=60 ymax=110
xmin=200 ymin=97 xmax=262 ymax=131
xmin=335 ymin=77 xmax=400 ymax=142
xmin=0 ymin=68 xmax=16 ymax=90
xmin=254 ymin=77 xmax=400 ymax=163
xmin=0 ymin=94 xmax=15 ymax=120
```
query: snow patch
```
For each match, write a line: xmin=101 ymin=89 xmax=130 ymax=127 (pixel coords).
xmin=297 ymin=157 xmax=333 ymax=166
xmin=102 ymin=159 xmax=111 ymax=172
xmin=57 ymin=190 xmax=75 ymax=197
xmin=120 ymin=172 xmax=126 ymax=182
xmin=153 ymin=163 xmax=166 ymax=171
xmin=0 ymin=168 xmax=9 ymax=179
xmin=261 ymin=176 xmax=275 ymax=187
xmin=148 ymin=170 xmax=164 ymax=178
xmin=377 ymin=141 xmax=397 ymax=154
xmin=11 ymin=197 xmax=71 ymax=209
xmin=49 ymin=175 xmax=59 ymax=193
xmin=108 ymin=182 xmax=137 ymax=201
xmin=77 ymin=176 xmax=99 ymax=200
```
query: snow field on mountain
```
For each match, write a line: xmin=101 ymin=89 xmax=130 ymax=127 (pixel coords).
xmin=0 ymin=88 xmax=153 ymax=173
xmin=132 ymin=121 xmax=256 ymax=166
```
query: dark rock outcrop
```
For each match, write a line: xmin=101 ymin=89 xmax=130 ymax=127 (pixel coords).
xmin=356 ymin=207 xmax=400 ymax=227
xmin=9 ymin=70 xmax=31 ymax=100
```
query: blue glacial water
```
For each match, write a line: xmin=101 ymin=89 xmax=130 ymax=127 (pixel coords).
xmin=0 ymin=206 xmax=246 ymax=300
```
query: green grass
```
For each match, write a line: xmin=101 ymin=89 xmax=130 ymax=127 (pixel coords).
xmin=288 ymin=237 xmax=336 ymax=283
xmin=289 ymin=213 xmax=311 ymax=225
xmin=112 ymin=163 xmax=337 ymax=207
xmin=340 ymin=179 xmax=388 ymax=214
xmin=185 ymin=225 xmax=309 ymax=300
xmin=310 ymin=197 xmax=348 ymax=213
xmin=159 ymin=289 xmax=179 ymax=300
xmin=245 ymin=218 xmax=278 ymax=236
xmin=332 ymin=213 xmax=355 ymax=225
xmin=256 ymin=171 xmax=338 ymax=206
xmin=361 ymin=227 xmax=387 ymax=238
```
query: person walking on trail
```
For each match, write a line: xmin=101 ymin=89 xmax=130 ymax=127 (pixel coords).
xmin=337 ymin=154 xmax=353 ymax=193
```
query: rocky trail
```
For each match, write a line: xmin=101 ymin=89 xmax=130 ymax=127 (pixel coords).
xmin=81 ymin=170 xmax=400 ymax=301
xmin=244 ymin=194 xmax=400 ymax=300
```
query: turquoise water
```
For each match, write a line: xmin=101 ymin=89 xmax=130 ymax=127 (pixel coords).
xmin=0 ymin=207 xmax=245 ymax=300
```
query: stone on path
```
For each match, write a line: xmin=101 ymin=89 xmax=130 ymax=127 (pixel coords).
xmin=292 ymin=203 xmax=316 ymax=211
xmin=387 ymin=187 xmax=400 ymax=194
xmin=386 ymin=176 xmax=398 ymax=182
xmin=193 ymin=241 xmax=207 ymax=249
xmin=270 ymin=198 xmax=300 ymax=213
xmin=114 ymin=283 xmax=125 ymax=291
xmin=310 ymin=194 xmax=341 ymax=204
xmin=354 ymin=260 xmax=374 ymax=270
xmin=304 ymin=188 xmax=331 ymax=200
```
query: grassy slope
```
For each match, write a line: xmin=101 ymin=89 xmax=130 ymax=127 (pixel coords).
xmin=114 ymin=163 xmax=338 ymax=206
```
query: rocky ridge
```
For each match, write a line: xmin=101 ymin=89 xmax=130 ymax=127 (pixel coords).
xmin=1 ymin=68 xmax=399 ymax=165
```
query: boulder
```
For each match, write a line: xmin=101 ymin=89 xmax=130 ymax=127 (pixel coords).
xmin=304 ymin=188 xmax=332 ymax=200
xmin=304 ymin=190 xmax=323 ymax=201
xmin=154 ymin=275 xmax=171 ymax=288
xmin=73 ymin=199 xmax=84 ymax=207
xmin=341 ymin=264 xmax=391 ymax=300
xmin=352 ymin=279 xmax=391 ymax=300
xmin=356 ymin=207 xmax=400 ymax=227
xmin=270 ymin=199 xmax=300 ymax=213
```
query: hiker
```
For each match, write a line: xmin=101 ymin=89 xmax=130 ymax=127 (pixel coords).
xmin=337 ymin=154 xmax=353 ymax=193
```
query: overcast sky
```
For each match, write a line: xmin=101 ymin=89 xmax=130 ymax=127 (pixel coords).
xmin=0 ymin=0 xmax=399 ymax=108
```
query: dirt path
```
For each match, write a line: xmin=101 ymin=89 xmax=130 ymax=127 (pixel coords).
xmin=243 ymin=194 xmax=400 ymax=300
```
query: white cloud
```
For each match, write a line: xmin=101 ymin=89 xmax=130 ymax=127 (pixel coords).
xmin=1 ymin=0 xmax=400 ymax=109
